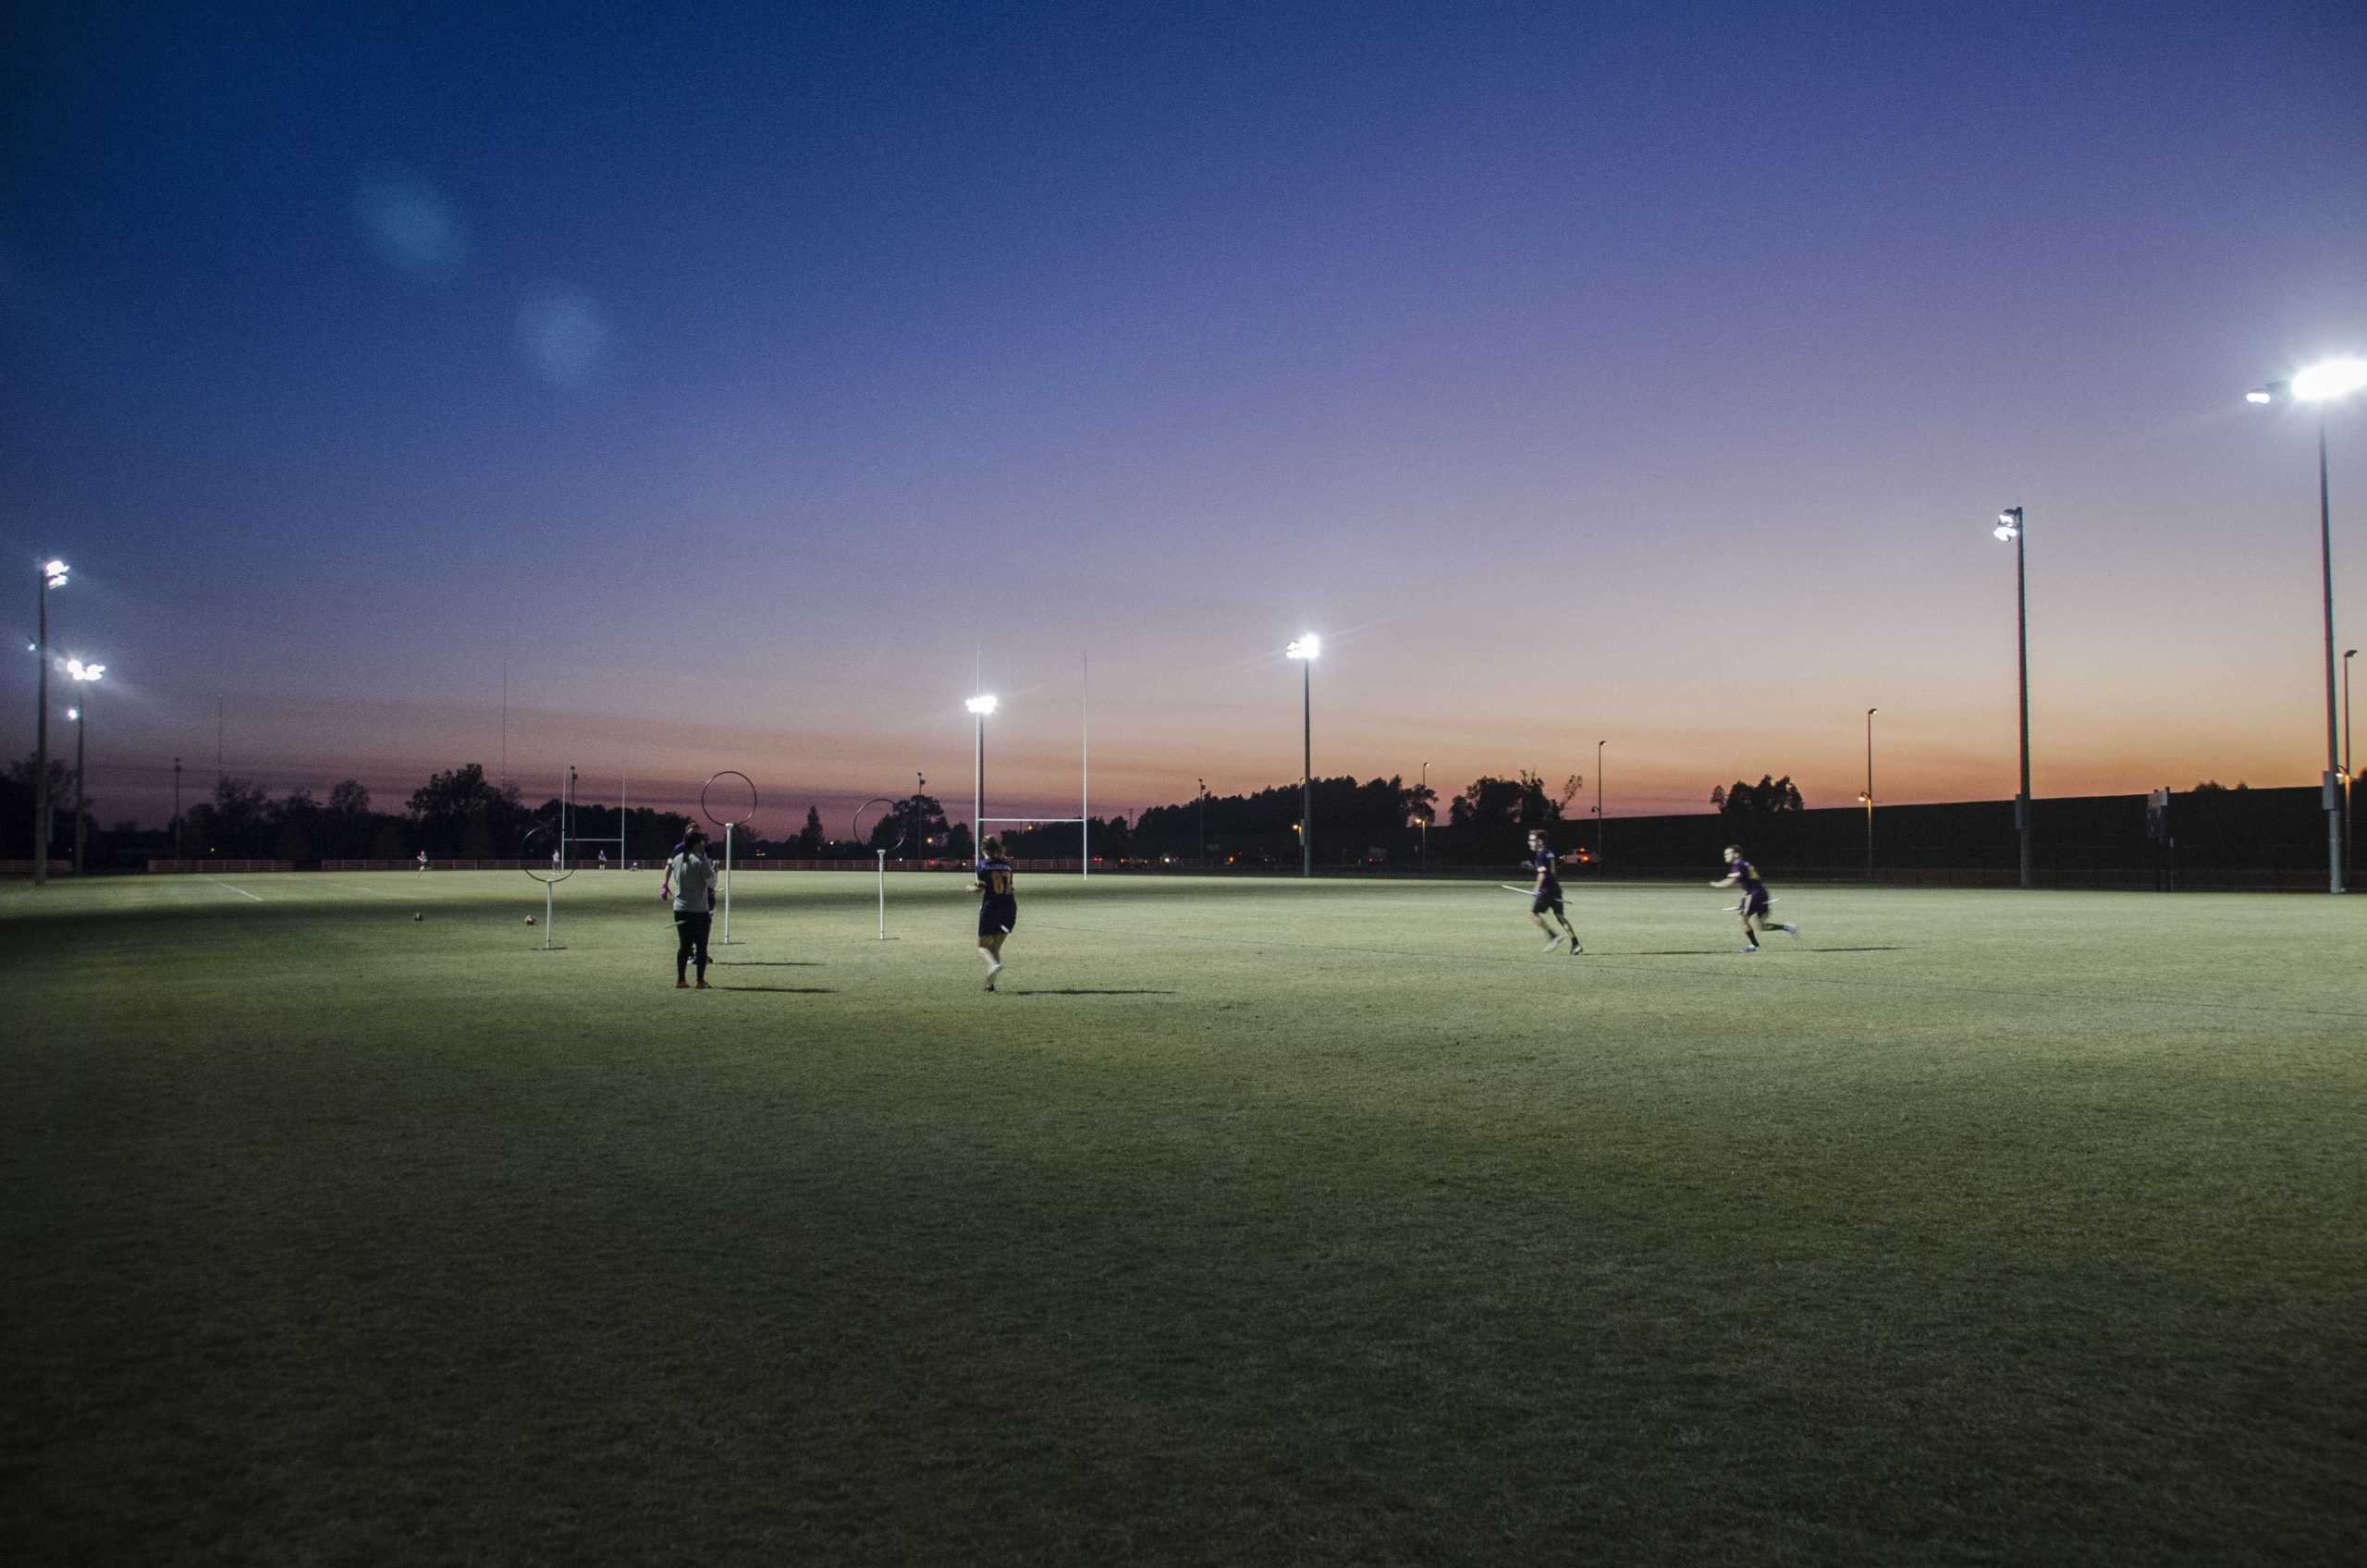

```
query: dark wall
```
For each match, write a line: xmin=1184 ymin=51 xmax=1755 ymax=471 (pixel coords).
xmin=1584 ymin=786 xmax=2334 ymax=880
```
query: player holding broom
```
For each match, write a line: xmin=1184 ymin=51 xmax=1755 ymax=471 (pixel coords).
xmin=1525 ymin=829 xmax=1582 ymax=954
xmin=1711 ymin=844 xmax=1800 ymax=953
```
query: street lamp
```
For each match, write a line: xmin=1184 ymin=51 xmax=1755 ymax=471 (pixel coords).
xmin=66 ymin=658 xmax=104 ymax=876
xmin=1863 ymin=707 xmax=1877 ymax=884
xmin=1286 ymin=634 xmax=1319 ymax=876
xmin=31 ymin=559 xmax=68 ymax=887
xmin=1993 ymin=508 xmax=2033 ymax=888
xmin=965 ymin=695 xmax=997 ymax=868
xmin=1595 ymin=740 xmax=1606 ymax=865
xmin=2248 ymin=357 xmax=2365 ymax=894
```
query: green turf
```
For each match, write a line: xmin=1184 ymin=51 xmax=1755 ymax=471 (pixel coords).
xmin=5 ymin=870 xmax=2363 ymax=1564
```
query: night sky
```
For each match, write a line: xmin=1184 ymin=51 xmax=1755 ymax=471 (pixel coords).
xmin=6 ymin=1 xmax=2363 ymax=833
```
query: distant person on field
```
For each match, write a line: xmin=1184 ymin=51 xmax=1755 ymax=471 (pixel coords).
xmin=597 ymin=849 xmax=607 ymax=870
xmin=1711 ymin=845 xmax=1800 ymax=953
xmin=974 ymin=835 xmax=1017 ymax=992
xmin=662 ymin=827 xmax=718 ymax=989
xmin=1524 ymin=829 xmax=1582 ymax=955
xmin=415 ymin=851 xmax=428 ymax=873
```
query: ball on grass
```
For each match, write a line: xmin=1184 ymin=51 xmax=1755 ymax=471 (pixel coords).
xmin=412 ymin=913 xmax=424 ymax=922
xmin=524 ymin=914 xmax=536 ymax=925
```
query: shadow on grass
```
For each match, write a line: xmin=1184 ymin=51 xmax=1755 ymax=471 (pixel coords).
xmin=1621 ymin=946 xmax=1910 ymax=956
xmin=711 ymin=960 xmax=824 ymax=967
xmin=1005 ymin=987 xmax=1178 ymax=997
xmin=713 ymin=985 xmax=837 ymax=994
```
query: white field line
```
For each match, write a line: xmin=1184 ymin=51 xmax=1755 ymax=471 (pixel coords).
xmin=205 ymin=878 xmax=265 ymax=902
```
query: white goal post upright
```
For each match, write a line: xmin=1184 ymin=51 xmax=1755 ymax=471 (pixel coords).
xmin=558 ymin=765 xmax=628 ymax=869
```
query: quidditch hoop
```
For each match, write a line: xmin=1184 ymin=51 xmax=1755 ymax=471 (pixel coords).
xmin=521 ymin=825 xmax=575 ymax=884
xmin=702 ymin=770 xmax=757 ymax=828
xmin=853 ymin=797 xmax=905 ymax=851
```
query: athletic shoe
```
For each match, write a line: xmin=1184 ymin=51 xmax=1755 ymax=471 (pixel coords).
xmin=1783 ymin=923 xmax=1802 ymax=939
xmin=1742 ymin=943 xmax=1760 ymax=954
xmin=675 ymin=978 xmax=689 ymax=989
xmin=1541 ymin=933 xmax=1564 ymax=952
xmin=695 ymin=979 xmax=711 ymax=989
xmin=1568 ymin=937 xmax=1584 ymax=955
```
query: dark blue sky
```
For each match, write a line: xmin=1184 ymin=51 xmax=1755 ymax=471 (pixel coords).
xmin=6 ymin=2 xmax=2363 ymax=827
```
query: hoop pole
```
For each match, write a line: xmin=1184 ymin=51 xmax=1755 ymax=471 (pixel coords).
xmin=544 ymin=876 xmax=554 ymax=949
xmin=877 ymin=849 xmax=887 ymax=939
xmin=722 ymin=822 xmax=734 ymax=943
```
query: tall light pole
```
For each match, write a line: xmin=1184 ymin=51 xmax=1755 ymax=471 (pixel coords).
xmin=1286 ymin=634 xmax=1319 ymax=876
xmin=1994 ymin=508 xmax=2033 ymax=888
xmin=965 ymin=697 xmax=996 ymax=865
xmin=914 ymin=771 xmax=926 ymax=863
xmin=1862 ymin=707 xmax=1878 ymax=884
xmin=66 ymin=658 xmax=104 ymax=876
xmin=2249 ymin=358 xmax=2365 ymax=894
xmin=32 ymin=558 xmax=68 ymax=887
xmin=1197 ymin=777 xmax=1207 ymax=864
xmin=173 ymin=757 xmax=184 ymax=864
xmin=1595 ymin=740 xmax=1605 ymax=864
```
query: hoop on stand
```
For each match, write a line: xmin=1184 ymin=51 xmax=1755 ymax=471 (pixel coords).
xmin=702 ymin=770 xmax=758 ymax=945
xmin=853 ymin=797 xmax=905 ymax=940
xmin=521 ymin=824 xmax=574 ymax=949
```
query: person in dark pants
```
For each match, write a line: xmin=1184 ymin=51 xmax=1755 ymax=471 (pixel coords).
xmin=1711 ymin=844 xmax=1801 ymax=953
xmin=662 ymin=827 xmax=718 ymax=988
xmin=974 ymin=835 xmax=1016 ymax=991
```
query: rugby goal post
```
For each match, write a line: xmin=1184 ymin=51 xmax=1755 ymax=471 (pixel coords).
xmin=966 ymin=653 xmax=1094 ymax=876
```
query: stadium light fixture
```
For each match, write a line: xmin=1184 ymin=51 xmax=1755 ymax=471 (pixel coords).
xmin=2247 ymin=358 xmax=2361 ymax=892
xmin=43 ymin=559 xmax=68 ymax=589
xmin=964 ymin=693 xmax=998 ymax=716
xmin=1286 ymin=633 xmax=1320 ymax=661
xmin=67 ymin=658 xmax=104 ymax=682
xmin=1993 ymin=508 xmax=2021 ymax=542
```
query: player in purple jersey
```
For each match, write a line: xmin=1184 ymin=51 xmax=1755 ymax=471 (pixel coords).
xmin=1711 ymin=845 xmax=1800 ymax=952
xmin=973 ymin=836 xmax=1017 ymax=991
xmin=1524 ymin=830 xmax=1582 ymax=953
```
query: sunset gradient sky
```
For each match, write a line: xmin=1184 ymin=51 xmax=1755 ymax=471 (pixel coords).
xmin=6 ymin=1 xmax=2364 ymax=834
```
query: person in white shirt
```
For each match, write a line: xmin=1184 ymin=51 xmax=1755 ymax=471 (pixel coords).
xmin=661 ymin=827 xmax=719 ymax=989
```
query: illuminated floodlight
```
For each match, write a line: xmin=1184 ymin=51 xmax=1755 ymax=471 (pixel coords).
xmin=43 ymin=558 xmax=68 ymax=588
xmin=1285 ymin=632 xmax=1321 ymax=660
xmin=67 ymin=658 xmax=104 ymax=681
xmin=1993 ymin=508 xmax=2022 ymax=542
xmin=964 ymin=693 xmax=999 ymax=716
xmin=2246 ymin=387 xmax=2275 ymax=405
xmin=67 ymin=707 xmax=79 ymax=722
xmin=2292 ymin=358 xmax=2367 ymax=403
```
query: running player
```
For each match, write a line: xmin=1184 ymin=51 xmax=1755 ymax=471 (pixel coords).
xmin=1711 ymin=844 xmax=1800 ymax=952
xmin=974 ymin=835 xmax=1017 ymax=991
xmin=661 ymin=827 xmax=718 ymax=988
xmin=1525 ymin=829 xmax=1582 ymax=953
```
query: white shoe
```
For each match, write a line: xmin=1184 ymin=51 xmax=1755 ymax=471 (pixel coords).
xmin=1742 ymin=944 xmax=1760 ymax=954
xmin=1541 ymin=933 xmax=1564 ymax=951
xmin=985 ymin=960 xmax=1003 ymax=991
xmin=1784 ymin=924 xmax=1802 ymax=939
xmin=1567 ymin=937 xmax=1583 ymax=955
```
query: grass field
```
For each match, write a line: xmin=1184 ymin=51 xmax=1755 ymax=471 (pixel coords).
xmin=5 ymin=869 xmax=2363 ymax=1565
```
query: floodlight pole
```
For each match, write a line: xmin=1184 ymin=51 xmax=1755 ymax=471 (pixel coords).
xmin=1596 ymin=740 xmax=1605 ymax=865
xmin=1300 ymin=656 xmax=1312 ymax=877
xmin=1197 ymin=778 xmax=1207 ymax=864
xmin=973 ymin=707 xmax=987 ymax=869
xmin=32 ymin=563 xmax=60 ymax=887
xmin=1864 ymin=708 xmax=1877 ymax=884
xmin=1419 ymin=761 xmax=1429 ymax=870
xmin=1998 ymin=508 xmax=2034 ymax=890
xmin=71 ymin=704 xmax=87 ymax=876
xmin=173 ymin=758 xmax=183 ymax=864
xmin=2316 ymin=419 xmax=2344 ymax=894
xmin=1081 ymin=653 xmax=1089 ymax=877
